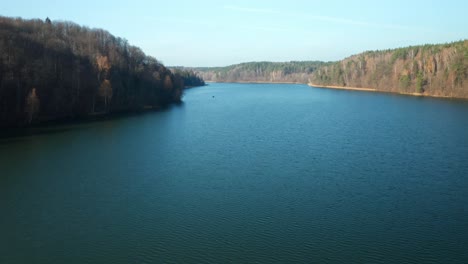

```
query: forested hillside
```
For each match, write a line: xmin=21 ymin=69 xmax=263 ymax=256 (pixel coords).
xmin=170 ymin=68 xmax=205 ymax=87
xmin=193 ymin=61 xmax=328 ymax=83
xmin=310 ymin=40 xmax=468 ymax=98
xmin=0 ymin=16 xmax=191 ymax=127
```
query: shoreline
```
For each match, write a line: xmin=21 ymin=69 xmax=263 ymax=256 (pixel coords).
xmin=205 ymin=80 xmax=303 ymax=84
xmin=202 ymin=81 xmax=466 ymax=100
xmin=308 ymin=84 xmax=376 ymax=92
xmin=308 ymin=83 xmax=461 ymax=100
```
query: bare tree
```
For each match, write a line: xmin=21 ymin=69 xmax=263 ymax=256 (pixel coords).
xmin=99 ymin=79 xmax=112 ymax=111
xmin=25 ymin=88 xmax=40 ymax=124
xmin=164 ymin=75 xmax=173 ymax=91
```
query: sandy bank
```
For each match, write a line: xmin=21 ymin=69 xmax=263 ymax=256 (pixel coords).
xmin=308 ymin=84 xmax=376 ymax=92
xmin=205 ymin=81 xmax=303 ymax=84
xmin=308 ymin=83 xmax=459 ymax=100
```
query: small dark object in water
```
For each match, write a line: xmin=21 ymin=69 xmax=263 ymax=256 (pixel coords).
xmin=212 ymin=96 xmax=215 ymax=98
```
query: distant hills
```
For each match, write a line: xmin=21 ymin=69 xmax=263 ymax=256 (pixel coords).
xmin=310 ymin=40 xmax=468 ymax=98
xmin=190 ymin=40 xmax=467 ymax=99
xmin=192 ymin=61 xmax=328 ymax=83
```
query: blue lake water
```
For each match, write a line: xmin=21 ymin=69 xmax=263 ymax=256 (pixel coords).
xmin=1 ymin=83 xmax=468 ymax=263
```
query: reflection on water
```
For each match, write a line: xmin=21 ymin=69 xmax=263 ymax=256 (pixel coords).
xmin=1 ymin=83 xmax=468 ymax=263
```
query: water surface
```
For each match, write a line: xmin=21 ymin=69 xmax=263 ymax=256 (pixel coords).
xmin=1 ymin=83 xmax=468 ymax=263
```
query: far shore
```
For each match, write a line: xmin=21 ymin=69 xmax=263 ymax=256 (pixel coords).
xmin=308 ymin=83 xmax=459 ymax=100
xmin=205 ymin=80 xmax=303 ymax=84
xmin=308 ymin=84 xmax=376 ymax=92
xmin=202 ymin=81 xmax=465 ymax=100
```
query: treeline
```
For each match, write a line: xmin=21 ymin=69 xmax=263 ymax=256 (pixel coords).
xmin=0 ymin=16 xmax=189 ymax=127
xmin=310 ymin=40 xmax=468 ymax=98
xmin=193 ymin=61 xmax=328 ymax=83
xmin=170 ymin=68 xmax=205 ymax=87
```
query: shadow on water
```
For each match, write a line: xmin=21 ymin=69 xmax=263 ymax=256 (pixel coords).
xmin=0 ymin=102 xmax=185 ymax=142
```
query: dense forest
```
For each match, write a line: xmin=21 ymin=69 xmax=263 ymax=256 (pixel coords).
xmin=193 ymin=42 xmax=468 ymax=99
xmin=1 ymin=16 xmax=466 ymax=129
xmin=170 ymin=68 xmax=205 ymax=87
xmin=310 ymin=40 xmax=468 ymax=98
xmin=192 ymin=61 xmax=328 ymax=83
xmin=0 ymin=16 xmax=202 ymax=127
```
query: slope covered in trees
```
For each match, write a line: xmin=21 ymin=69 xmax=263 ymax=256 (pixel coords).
xmin=170 ymin=68 xmax=205 ymax=87
xmin=0 ymin=16 xmax=191 ymax=127
xmin=310 ymin=40 xmax=468 ymax=98
xmin=193 ymin=61 xmax=328 ymax=83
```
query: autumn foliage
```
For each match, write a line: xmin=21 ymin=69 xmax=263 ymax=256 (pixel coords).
xmin=193 ymin=61 xmax=326 ymax=83
xmin=0 ymin=16 xmax=184 ymax=127
xmin=311 ymin=41 xmax=468 ymax=98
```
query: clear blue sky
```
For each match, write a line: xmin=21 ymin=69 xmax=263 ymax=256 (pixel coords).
xmin=2 ymin=0 xmax=467 ymax=67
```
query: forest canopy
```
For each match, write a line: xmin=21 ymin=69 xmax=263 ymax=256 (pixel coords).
xmin=190 ymin=41 xmax=467 ymax=99
xmin=0 ymin=16 xmax=199 ymax=127
xmin=170 ymin=68 xmax=205 ymax=87
xmin=310 ymin=40 xmax=468 ymax=98
xmin=192 ymin=61 xmax=329 ymax=83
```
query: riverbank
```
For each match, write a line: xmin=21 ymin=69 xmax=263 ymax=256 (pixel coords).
xmin=206 ymin=80 xmax=303 ymax=84
xmin=308 ymin=83 xmax=460 ymax=100
xmin=308 ymin=84 xmax=376 ymax=92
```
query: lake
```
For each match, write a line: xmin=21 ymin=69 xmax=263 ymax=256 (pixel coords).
xmin=1 ymin=83 xmax=468 ymax=263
